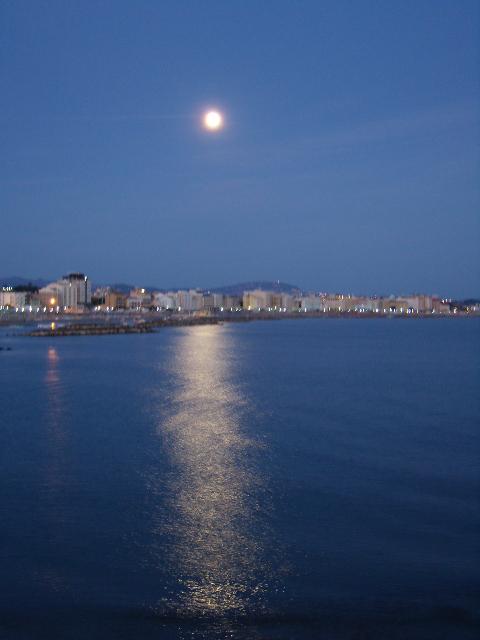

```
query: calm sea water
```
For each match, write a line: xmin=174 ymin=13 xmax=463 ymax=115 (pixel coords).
xmin=1 ymin=318 xmax=479 ymax=639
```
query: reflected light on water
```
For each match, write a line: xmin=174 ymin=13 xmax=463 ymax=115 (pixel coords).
xmin=153 ymin=325 xmax=273 ymax=617
xmin=45 ymin=346 xmax=64 ymax=445
xmin=46 ymin=347 xmax=60 ymax=422
xmin=43 ymin=345 xmax=70 ymax=495
xmin=44 ymin=345 xmax=70 ymax=489
xmin=47 ymin=345 xmax=59 ymax=367
xmin=40 ymin=345 xmax=70 ymax=594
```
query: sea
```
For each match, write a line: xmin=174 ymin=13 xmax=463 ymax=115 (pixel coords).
xmin=1 ymin=318 xmax=479 ymax=639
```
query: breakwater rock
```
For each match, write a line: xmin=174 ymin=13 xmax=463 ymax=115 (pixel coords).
xmin=26 ymin=324 xmax=154 ymax=337
xmin=25 ymin=316 xmax=220 ymax=337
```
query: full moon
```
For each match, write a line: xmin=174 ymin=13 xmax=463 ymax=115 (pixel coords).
xmin=203 ymin=110 xmax=223 ymax=131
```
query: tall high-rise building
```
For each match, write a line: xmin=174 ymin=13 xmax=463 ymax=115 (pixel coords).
xmin=39 ymin=273 xmax=91 ymax=310
xmin=62 ymin=273 xmax=92 ymax=307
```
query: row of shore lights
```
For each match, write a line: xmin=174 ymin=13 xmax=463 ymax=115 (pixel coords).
xmin=0 ymin=303 xmax=62 ymax=313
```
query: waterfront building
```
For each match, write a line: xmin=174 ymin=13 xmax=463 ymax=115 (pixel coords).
xmin=347 ymin=296 xmax=385 ymax=312
xmin=164 ymin=291 xmax=180 ymax=309
xmin=0 ymin=287 xmax=39 ymax=309
xmin=63 ymin=273 xmax=91 ymax=308
xmin=127 ymin=288 xmax=152 ymax=310
xmin=377 ymin=297 xmax=418 ymax=313
xmin=39 ymin=273 xmax=91 ymax=311
xmin=432 ymin=298 xmax=451 ymax=314
xmin=280 ymin=294 xmax=294 ymax=311
xmin=92 ymin=287 xmax=109 ymax=302
xmin=243 ymin=290 xmax=273 ymax=310
xmin=152 ymin=292 xmax=175 ymax=310
xmin=270 ymin=293 xmax=283 ymax=310
xmin=191 ymin=290 xmax=205 ymax=311
xmin=320 ymin=294 xmax=349 ymax=312
xmin=410 ymin=295 xmax=433 ymax=312
xmin=174 ymin=289 xmax=204 ymax=312
xmin=202 ymin=293 xmax=225 ymax=311
xmin=92 ymin=287 xmax=127 ymax=310
xmin=298 ymin=295 xmax=322 ymax=312
xmin=223 ymin=294 xmax=243 ymax=310
xmin=106 ymin=290 xmax=127 ymax=309
xmin=38 ymin=284 xmax=63 ymax=308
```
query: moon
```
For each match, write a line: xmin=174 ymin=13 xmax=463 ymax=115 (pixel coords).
xmin=203 ymin=110 xmax=223 ymax=131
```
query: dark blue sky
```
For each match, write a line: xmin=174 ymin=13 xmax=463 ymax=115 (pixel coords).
xmin=1 ymin=0 xmax=478 ymax=295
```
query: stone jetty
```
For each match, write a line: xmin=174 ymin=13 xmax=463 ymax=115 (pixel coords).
xmin=25 ymin=316 xmax=220 ymax=337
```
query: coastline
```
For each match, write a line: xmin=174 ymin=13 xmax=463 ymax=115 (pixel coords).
xmin=0 ymin=309 xmax=476 ymax=338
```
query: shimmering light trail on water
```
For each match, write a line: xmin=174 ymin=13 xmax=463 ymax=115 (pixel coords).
xmin=148 ymin=325 xmax=276 ymax=617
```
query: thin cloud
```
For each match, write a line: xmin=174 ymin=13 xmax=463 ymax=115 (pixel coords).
xmin=206 ymin=101 xmax=478 ymax=171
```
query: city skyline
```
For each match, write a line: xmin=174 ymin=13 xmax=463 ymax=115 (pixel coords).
xmin=0 ymin=270 xmax=480 ymax=309
xmin=0 ymin=274 xmax=457 ymax=316
xmin=2 ymin=1 xmax=479 ymax=297
xmin=1 ymin=270 xmax=476 ymax=300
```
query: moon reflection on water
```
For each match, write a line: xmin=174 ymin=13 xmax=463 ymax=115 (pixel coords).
xmin=150 ymin=325 xmax=276 ymax=618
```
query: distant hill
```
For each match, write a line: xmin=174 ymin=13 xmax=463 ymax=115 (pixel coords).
xmin=103 ymin=282 xmax=134 ymax=294
xmin=1 ymin=277 xmax=301 ymax=295
xmin=0 ymin=276 xmax=50 ymax=289
xmin=99 ymin=283 xmax=195 ymax=293
xmin=96 ymin=280 xmax=302 ymax=294
xmin=208 ymin=281 xmax=301 ymax=295
xmin=1 ymin=276 xmax=476 ymax=301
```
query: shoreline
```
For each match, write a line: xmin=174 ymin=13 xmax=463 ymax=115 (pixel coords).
xmin=0 ymin=310 xmax=475 ymax=338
